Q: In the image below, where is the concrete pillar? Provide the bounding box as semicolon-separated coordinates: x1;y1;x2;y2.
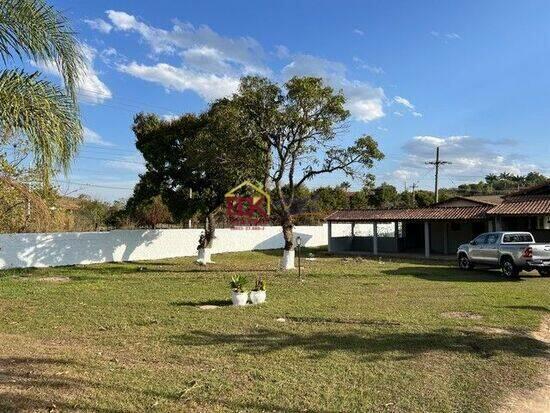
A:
424;221;430;258
351;222;356;237
394;221;399;252
443;222;449;255
328;221;333;253
373;222;378;255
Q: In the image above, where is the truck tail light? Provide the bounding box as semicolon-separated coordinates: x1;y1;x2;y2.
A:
522;247;533;259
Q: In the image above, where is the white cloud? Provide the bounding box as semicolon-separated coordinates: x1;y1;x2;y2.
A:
282;54;386;122
377;126;388;132
31;43;112;104
412;111;423;118
78;44;113;104
431;30;461;41
105;10;268;74
353;29;365;36
393;111;403;117
103;153;146;174
353;57;384;74
394;96;415;110
445;33;461;40
392;169;418;181
274;45;290;59
161;113;179;121
84;18;112;34
118;61;240;101
182;46;231;74
83;126;114;146
396;135;542;182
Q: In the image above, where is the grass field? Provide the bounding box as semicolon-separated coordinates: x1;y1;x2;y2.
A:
0;249;548;412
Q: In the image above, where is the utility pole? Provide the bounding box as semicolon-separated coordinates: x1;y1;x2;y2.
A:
411;182;417;207
425;147;451;203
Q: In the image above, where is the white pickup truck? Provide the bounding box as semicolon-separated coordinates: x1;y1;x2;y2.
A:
457;232;550;277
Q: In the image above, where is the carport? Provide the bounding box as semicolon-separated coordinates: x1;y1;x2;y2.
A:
325;205;490;258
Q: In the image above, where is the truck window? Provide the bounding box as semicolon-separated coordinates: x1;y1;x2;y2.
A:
486;233;499;244
472;234;488;245
503;233;534;243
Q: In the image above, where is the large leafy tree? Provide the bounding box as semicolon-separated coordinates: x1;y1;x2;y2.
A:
234;76;384;268
129;99;264;248
0;0;83;182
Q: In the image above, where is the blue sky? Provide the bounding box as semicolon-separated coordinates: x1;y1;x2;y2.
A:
42;0;550;200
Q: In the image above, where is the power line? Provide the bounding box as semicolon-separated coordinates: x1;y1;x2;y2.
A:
55;180;134;190
77;155;144;165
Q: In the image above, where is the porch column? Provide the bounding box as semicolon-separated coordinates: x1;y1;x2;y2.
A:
443;222;449;255
328;221;333;253
373;222;378;255
424;221;430;258
351;222;356;237
394;221;399;252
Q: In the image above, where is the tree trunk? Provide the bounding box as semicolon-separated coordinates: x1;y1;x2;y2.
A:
204;212;216;248
280;213;295;270
197;212;216;265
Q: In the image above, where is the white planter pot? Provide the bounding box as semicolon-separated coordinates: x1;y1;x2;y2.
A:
231;291;248;306
280;250;295;270
197;248;215;265
250;290;266;304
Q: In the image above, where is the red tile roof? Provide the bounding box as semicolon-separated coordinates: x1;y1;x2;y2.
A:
326;206;491;222
487;195;550;216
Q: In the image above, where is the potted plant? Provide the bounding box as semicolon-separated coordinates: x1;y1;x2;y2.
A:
230;275;248;306
249;275;266;304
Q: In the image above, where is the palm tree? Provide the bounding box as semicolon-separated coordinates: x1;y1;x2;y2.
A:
0;0;84;183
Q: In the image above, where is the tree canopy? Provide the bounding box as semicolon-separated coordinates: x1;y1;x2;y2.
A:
0;0;84;182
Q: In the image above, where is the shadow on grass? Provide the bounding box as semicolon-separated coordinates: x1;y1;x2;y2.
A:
381;266;526;282
171;328;548;361
286;316;401;327
0;356;186;412
171;299;232;307
255;247;330;258
505;305;550;312
138;267;278;274
0;356;127;413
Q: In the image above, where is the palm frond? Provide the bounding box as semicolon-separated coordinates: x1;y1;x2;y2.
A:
0;0;84;101
0;69;82;181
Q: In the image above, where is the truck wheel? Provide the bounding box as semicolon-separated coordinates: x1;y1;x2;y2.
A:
458;254;474;270
501;257;519;278
538;268;550;277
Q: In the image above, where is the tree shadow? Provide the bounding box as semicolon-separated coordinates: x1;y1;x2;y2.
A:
0;355;191;412
255;246;329;258
286;316;401;327
171;299;232;307
381;266;525;282
170;328;548;361
504;305;550;312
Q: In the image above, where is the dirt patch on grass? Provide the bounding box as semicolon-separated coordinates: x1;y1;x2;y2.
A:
497;316;550;413
37;276;71;282
441;311;482;320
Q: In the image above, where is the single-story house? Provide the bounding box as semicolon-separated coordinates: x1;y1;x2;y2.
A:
325;181;550;258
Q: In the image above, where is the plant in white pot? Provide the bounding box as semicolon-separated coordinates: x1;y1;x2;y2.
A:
250;276;266;304
229;275;248;306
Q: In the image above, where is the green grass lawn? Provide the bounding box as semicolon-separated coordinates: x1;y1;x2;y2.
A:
0;249;548;412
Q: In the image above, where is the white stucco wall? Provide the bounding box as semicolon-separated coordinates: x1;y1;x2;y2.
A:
0;225;328;269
